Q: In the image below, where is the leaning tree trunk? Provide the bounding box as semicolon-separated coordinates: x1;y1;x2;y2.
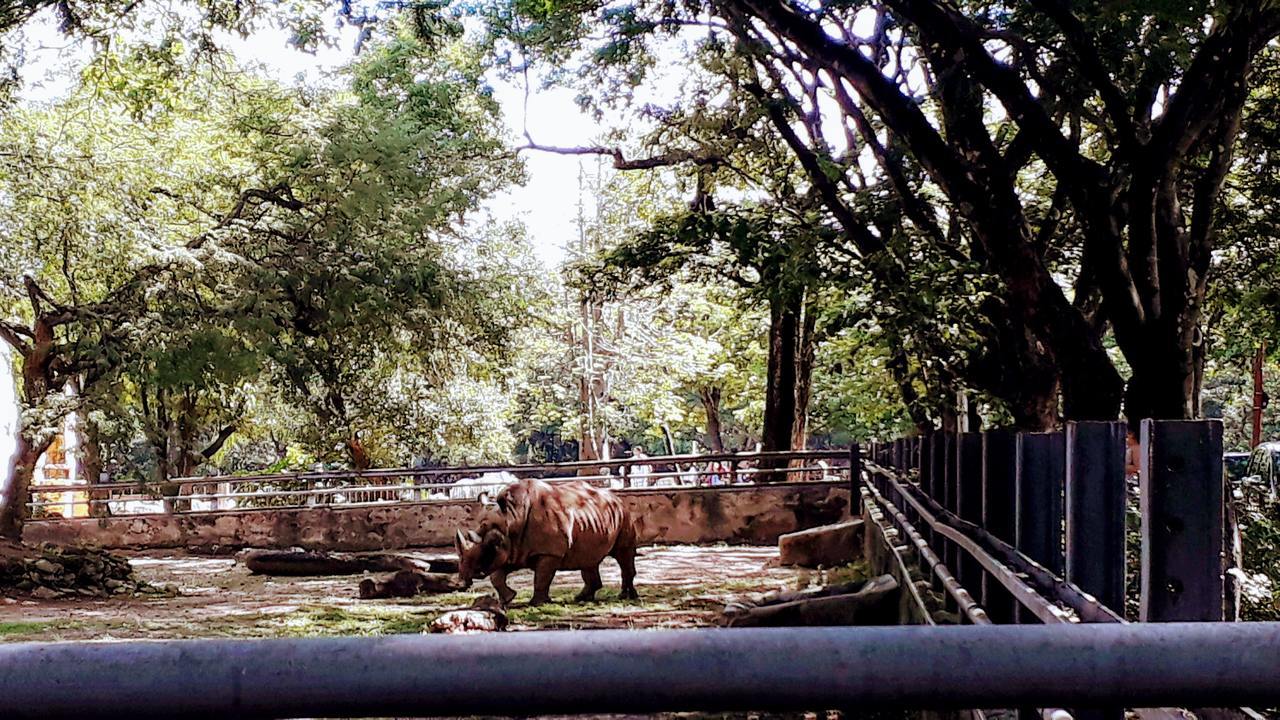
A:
699;387;725;453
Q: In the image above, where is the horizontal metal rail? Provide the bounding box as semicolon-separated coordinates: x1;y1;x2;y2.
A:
866;461;1122;624
28;463;842;504
2;624;1279;719
27;467;848;516
30;449;848;494
862;484;988;624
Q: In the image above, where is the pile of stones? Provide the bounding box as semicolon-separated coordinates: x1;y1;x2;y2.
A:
0;544;171;599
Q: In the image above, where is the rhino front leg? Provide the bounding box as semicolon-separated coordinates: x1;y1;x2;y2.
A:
575;567;603;602
529;555;560;606
490;568;517;607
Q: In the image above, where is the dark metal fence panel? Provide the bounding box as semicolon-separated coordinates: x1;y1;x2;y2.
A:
930;432;947;502
1016;431;1066;579
980;429;1019;624
957;432;984;600
1140;420;1225;622
1065;421;1129;614
982;430;1018;547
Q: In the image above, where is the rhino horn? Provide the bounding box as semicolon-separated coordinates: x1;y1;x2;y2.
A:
455;529;474;553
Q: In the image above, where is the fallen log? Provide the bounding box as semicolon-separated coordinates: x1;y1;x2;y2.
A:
237;549;457;577
721;574;899;627
358;571;464;599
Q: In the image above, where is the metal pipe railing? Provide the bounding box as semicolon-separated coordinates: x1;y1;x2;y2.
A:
29;449;849;494
2;624;1278;719
29;462;848;515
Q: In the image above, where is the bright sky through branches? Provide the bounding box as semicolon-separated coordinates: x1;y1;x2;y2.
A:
12;5;593;268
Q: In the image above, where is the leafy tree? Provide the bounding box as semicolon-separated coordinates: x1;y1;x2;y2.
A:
0;58;283;537
478;0;1280;427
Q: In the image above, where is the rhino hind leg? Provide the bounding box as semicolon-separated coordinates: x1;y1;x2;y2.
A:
575;567;603;602
529;555;559;606
615;547;639;601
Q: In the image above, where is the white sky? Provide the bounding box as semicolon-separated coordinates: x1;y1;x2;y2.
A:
13;8;599;268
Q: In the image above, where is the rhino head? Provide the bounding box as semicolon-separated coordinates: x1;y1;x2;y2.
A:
455;527;510;588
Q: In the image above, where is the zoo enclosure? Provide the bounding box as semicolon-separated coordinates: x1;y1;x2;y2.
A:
858;419;1227;624
856;419;1247;718
28;449;849;517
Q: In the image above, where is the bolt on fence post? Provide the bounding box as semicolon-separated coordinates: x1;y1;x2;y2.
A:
1065;421;1128;615
1016;431;1066;578
1140;419;1224;622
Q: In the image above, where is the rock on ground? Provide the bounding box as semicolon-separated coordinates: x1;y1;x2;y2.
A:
778;520;864;568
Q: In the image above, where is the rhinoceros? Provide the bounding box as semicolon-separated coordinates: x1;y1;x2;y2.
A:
454;479;639;606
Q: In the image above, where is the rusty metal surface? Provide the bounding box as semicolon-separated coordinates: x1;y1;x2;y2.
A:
3;624;1280;719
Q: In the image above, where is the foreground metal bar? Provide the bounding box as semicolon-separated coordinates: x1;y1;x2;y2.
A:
3;624;1280;719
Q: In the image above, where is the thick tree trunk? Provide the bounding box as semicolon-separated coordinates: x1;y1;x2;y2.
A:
791;294;817;451
346;436;372;470
0;437;52;540
699;387;725;453
762;293;799;455
75;416;109;518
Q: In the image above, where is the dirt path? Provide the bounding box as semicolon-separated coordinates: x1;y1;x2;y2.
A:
0;545;824;641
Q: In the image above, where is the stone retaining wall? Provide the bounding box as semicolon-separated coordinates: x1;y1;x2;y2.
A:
24;482;851;551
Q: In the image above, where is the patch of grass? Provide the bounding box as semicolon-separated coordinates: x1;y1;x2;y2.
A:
0;619;90;641
269;605;435;637
0;620;58;636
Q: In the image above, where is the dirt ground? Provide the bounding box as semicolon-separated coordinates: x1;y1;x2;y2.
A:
0;544;842;641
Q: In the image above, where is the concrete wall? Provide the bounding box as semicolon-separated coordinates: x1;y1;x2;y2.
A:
24;482;851;551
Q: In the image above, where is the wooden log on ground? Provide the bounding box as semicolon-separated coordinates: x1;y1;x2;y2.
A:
237;549;456;576
778;519;864;568
358;571;464;599
722;574;899;627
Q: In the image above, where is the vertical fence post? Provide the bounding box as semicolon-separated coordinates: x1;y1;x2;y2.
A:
942;433;960;608
849;443;862;516
1016;431;1066;577
982;429;1018;623
944;433;958;516
1140;420;1224;622
919;434;933;492
930;433;946;502
1065;421;1128;614
957;432;984;598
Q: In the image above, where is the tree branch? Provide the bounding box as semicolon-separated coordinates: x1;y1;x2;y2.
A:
518;137;722;170
1025;0;1136;151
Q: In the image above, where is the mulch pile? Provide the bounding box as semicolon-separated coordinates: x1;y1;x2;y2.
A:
1;543;175;599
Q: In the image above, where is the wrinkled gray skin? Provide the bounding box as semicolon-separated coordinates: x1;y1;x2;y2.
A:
455;479;639;606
